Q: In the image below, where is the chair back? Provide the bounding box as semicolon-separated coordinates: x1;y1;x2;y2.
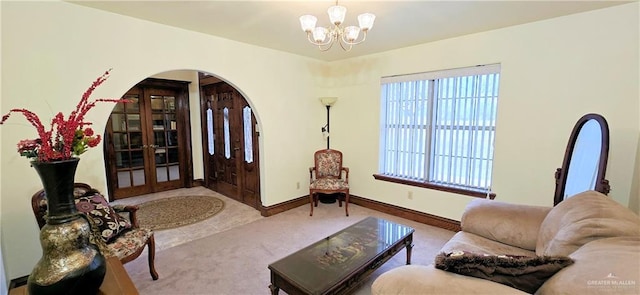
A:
314;149;343;179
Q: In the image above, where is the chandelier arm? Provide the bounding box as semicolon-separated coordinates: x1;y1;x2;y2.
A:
318;39;335;51
338;38;353;52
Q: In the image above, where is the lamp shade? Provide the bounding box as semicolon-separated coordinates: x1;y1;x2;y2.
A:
358;13;376;30
327;5;347;25
320;97;338;106
344;26;360;42
299;15;317;32
312;27;328;43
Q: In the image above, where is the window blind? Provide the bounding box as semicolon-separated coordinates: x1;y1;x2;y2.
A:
379;64;500;191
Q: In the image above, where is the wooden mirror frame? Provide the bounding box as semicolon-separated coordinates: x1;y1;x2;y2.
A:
554;113;610;205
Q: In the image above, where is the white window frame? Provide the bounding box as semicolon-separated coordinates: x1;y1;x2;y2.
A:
375;64;501;198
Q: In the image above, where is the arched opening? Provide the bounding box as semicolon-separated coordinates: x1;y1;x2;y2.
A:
102;70;261;210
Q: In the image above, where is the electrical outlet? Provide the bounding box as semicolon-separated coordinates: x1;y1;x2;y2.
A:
296;182;300;189
407;191;413;200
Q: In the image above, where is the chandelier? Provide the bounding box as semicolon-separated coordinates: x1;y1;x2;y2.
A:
299;1;375;52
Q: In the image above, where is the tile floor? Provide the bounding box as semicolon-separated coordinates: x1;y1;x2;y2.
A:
111;186;264;252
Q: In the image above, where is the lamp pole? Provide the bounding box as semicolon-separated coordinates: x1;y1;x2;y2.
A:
319;97;338;204
326;104;331;149
320;97;337;149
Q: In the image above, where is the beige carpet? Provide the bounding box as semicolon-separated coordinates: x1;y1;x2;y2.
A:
122;193;456;295
137;195;224;231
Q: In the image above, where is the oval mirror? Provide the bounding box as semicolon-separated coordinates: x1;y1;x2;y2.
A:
554;113;610;205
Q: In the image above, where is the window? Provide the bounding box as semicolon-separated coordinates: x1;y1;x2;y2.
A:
375;64;500;198
206;107;214;155
223;107;231;159
243;106;254;163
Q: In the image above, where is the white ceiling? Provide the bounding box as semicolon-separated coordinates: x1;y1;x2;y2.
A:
68;1;630;62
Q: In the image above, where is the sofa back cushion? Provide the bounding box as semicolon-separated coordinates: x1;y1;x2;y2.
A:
536;190;640;257
462;198;551;251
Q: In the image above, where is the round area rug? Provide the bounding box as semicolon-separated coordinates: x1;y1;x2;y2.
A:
137;195;224;231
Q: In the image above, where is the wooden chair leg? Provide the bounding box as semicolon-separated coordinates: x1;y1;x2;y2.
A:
309;192;314;216
345;192;350;217
147;234;159;280
338;194;342;207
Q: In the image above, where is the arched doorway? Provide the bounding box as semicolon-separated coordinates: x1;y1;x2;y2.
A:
102;70;261;210
199;73;260;209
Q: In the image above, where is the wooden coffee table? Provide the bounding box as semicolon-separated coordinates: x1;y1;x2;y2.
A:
268;217;414;295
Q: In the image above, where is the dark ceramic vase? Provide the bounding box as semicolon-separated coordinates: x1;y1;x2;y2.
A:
28;158;106;295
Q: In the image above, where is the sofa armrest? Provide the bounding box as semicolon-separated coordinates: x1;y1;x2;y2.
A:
461;199;551;251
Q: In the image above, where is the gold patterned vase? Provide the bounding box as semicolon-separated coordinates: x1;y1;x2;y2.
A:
28;158;106;295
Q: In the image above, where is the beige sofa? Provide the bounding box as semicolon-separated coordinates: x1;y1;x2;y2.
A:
372;191;640;294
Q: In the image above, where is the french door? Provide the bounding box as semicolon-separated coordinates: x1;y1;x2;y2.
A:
104;79;192;199
201;81;260;209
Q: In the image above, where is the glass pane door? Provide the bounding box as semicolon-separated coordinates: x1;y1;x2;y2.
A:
150;95;180;183
111;93;147;188
106;79;189;200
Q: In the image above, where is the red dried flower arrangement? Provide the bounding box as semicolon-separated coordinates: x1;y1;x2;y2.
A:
1;69;127;162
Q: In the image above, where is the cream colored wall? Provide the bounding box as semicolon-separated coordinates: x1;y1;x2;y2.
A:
328;3;639;220
0;3;7;288
0;135;5;295
631;135;640;214
0;1;325;279
633;14;640;214
1;0;638;283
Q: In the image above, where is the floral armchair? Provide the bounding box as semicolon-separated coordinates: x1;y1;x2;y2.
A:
309;149;350;216
31;183;159;280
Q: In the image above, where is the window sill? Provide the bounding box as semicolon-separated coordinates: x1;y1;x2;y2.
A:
372;174;496;199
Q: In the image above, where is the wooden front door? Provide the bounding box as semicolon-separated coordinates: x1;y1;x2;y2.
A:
201;81;260;209
104;78;192;199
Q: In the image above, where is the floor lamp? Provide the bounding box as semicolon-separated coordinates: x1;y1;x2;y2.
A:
319;97;338;203
320;97;337;149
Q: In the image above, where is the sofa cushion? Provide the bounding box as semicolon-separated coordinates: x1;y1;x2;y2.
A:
462;198;551;251
372;264;529;295
536;236;640;295
435;251;573;294
536;190;640;257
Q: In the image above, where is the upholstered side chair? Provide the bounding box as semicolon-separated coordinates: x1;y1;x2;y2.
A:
309;149;350;216
31;183;159;280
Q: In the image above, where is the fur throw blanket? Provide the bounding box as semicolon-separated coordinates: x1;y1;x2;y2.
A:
435;251;574;293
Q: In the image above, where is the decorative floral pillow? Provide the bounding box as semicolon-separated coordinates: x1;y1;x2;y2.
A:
74;191;131;243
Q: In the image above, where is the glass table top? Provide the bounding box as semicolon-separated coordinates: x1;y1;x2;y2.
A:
268;216;414;294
